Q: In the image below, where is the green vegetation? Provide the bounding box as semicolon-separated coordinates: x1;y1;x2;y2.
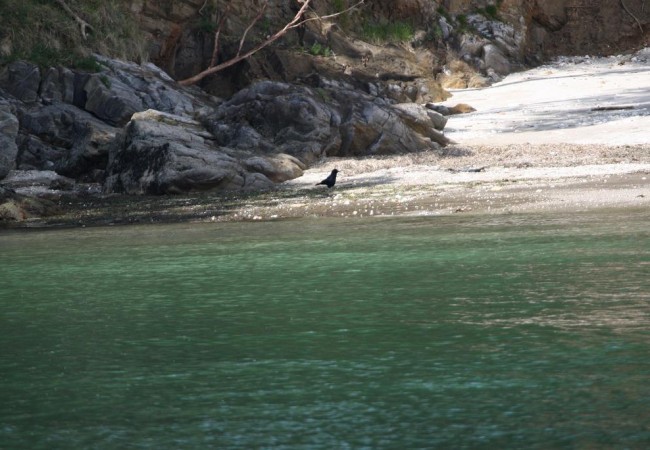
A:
0;0;148;69
474;0;504;21
455;14;472;33
332;0;350;29
476;4;500;21
197;16;219;34
485;5;499;18
308;42;332;57
361;21;414;44
332;0;346;12
436;6;451;21
426;24;444;42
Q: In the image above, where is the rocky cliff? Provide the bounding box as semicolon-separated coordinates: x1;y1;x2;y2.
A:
136;0;649;94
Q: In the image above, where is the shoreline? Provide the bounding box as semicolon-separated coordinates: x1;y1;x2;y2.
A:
3;49;649;229
3;143;648;229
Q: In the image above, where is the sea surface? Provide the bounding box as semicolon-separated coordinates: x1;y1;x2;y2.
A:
1;210;649;449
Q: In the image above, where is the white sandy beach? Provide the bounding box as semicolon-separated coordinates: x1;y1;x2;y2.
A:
260;51;649;220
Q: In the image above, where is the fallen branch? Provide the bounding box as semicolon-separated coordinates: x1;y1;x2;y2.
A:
53;0;93;39
620;0;644;34
591;105;635;111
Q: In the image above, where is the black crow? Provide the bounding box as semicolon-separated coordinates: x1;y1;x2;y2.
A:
316;169;339;188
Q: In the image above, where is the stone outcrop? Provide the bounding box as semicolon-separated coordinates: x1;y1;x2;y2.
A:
105;80;452;195
204;79;451;161
104;109;274;194
0;52;455;212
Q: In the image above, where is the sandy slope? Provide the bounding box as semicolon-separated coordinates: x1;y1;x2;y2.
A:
441;51;650;146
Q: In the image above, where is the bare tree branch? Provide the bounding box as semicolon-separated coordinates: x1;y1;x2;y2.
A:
620;0;644;34
178;0;365;86
237;1;268;57
210;2;232;67
301;0;365;24
53;0;93;39
198;0;210;16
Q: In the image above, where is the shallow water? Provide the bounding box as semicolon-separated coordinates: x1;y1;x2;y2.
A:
1;210;649;449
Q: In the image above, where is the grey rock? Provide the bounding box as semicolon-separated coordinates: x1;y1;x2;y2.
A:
483;44;512;76
2;169;75;191
0;101;19;180
206;81;451;163
467;14;523;58
244;154;305;183
84;74;144;126
16;103;117;178
439;17;453;40
207;81;338;165
2;57;453;200
105;110;273;194
40;67;76;104
393;103;447;131
94;57;198;116
460;34;488;59
392;103;452;145
15;134;66;171
425;103;452;116
0;61;41;103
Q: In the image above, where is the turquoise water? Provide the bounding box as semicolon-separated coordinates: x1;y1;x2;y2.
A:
1;211;649;449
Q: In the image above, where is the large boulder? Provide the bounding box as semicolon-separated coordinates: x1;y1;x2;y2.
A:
104;110;274;194
207;81;339;165
482;44;512;76
0;101;19;180
1;56;213;186
16;103;117;180
243;154;306;183
204;80;451;163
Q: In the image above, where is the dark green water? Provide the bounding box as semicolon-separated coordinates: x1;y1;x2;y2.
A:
1;210;649;449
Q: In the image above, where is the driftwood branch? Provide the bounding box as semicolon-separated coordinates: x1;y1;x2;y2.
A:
53;0;93;39
179;0;365;86
620;0;644;34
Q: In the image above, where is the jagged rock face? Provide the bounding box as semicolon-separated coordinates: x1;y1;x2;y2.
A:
204;80;451;160
0;58;206;183
131;0;648;96
16;103;115;179
105;110;274;194
525;0;649;59
0;53;455;199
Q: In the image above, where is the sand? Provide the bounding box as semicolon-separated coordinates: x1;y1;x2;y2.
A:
253;51;650;221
